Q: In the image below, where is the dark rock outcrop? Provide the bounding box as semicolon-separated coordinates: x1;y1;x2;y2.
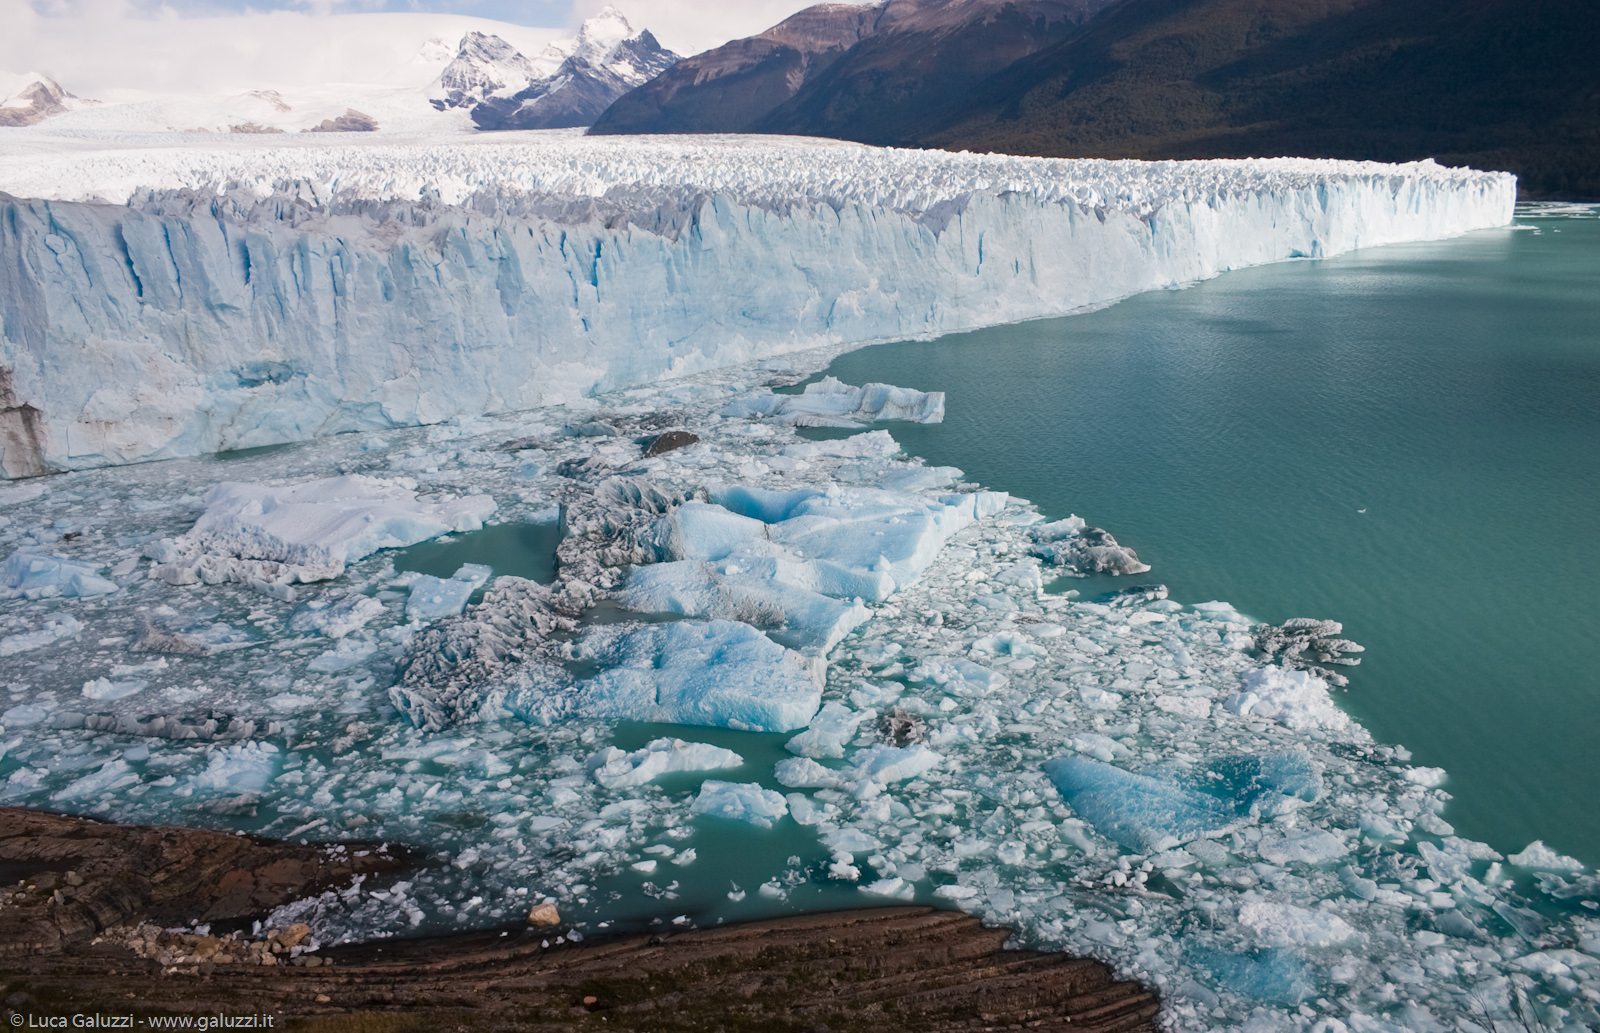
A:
2;902;1161;1032
304;109;378;133
0;806;404;957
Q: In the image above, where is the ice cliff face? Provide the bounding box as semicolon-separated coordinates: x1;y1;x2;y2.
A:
0;137;1515;478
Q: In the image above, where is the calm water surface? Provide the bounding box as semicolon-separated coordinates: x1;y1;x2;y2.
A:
814;207;1600;865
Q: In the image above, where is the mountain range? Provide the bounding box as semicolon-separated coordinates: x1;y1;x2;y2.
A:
434;7;679;131
589;0;1599;200
590;0;1116;139
0;7;672;137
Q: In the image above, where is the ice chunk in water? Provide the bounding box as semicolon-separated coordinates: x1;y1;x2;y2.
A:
1;703;49;727
1509;841;1586;872
155;475;495;584
908;656;1008;696
690;780;788;828
1238;902;1357;948
1043;756;1243;853
186;741;279;794
1191;947;1317;1005
574;620;821;732
1;549;118;599
822;827;883;853
720;377;944;426
289;595;385;638
655;486;1007;605
619;560;869;656
844;743;942;784
51;758;137;801
774;757;845;789
585;738;744;789
0;613;84;655
406;564;494;622
1224;665;1351;732
969;631;1046;658
81;677;147;702
786;702;865;759
780;431;900;460
307;637;378;673
1258;828;1348;866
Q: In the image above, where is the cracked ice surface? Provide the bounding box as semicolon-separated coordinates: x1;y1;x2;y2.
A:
0;356;1594;1033
0;135;1514;476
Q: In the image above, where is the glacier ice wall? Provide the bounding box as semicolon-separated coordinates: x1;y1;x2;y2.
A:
0;137;1515;477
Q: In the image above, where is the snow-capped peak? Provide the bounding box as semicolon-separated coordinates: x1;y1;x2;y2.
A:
434;31;537;109
0;72;91;128
532;6;643;76
574;5;637;59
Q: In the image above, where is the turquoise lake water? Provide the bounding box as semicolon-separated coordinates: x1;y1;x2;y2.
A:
812;206;1600;867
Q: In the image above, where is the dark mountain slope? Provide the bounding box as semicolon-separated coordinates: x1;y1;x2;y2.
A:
753;0;1097;143
589;0;1113;138
923;0;1600;198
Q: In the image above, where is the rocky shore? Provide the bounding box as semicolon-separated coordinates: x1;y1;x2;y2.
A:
0;806;1159;1031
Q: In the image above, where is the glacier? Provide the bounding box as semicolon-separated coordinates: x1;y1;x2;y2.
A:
0;134;1514;477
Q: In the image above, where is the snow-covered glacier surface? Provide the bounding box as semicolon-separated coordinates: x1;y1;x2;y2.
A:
0;133;1514;477
0;346;1595;1033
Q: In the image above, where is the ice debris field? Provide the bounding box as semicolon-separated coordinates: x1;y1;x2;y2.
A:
1;350;1597;1033
0;134;1513;477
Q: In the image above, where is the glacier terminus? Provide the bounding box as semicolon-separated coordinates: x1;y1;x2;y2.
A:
0;134;1513;478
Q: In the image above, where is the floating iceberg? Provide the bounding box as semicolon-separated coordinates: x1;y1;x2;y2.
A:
1510;841;1587;872
1;549;117;599
690;780;789;828
1224;665;1352;732
586;738;744;789
843;743;942;785
1044;751;1322;853
1044;756;1246;853
147;476;495;587
0;612;83;655
406;564;493;622
571;620;822;732
785;701;866;759
721;377;945;427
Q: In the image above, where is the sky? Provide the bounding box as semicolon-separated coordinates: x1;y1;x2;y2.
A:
2;0;840;94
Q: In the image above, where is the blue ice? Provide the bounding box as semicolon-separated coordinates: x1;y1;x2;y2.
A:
573;619;821;732
1;549;118;600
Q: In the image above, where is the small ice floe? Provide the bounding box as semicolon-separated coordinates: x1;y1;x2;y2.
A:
586;738;744;789
405;563;493;622
1028;517;1149;575
571;620;821;732
1510;840;1587;872
1;549;118;599
0;613;84;655
689;780;788;828
1223;665;1351;732
720;377;944;427
145;474;495;588
81;677;147;702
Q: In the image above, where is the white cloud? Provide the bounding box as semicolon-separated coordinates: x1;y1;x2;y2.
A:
0;0;858;97
569;0;860;57
0;2;563;95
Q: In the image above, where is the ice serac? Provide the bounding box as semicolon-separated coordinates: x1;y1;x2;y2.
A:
0;139;1515;476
